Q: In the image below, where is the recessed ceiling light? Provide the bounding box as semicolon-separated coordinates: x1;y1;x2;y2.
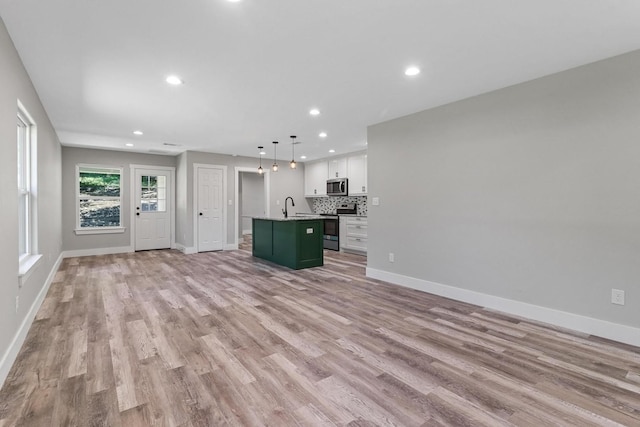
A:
319;132;327;138
166;75;183;85
133;130;143;135
227;0;241;2
300;155;307;160
329;149;335;153
125;143;134;147
309;108;320;116
405;66;420;77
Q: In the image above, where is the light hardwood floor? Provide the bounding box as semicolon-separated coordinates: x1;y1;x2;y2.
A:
1;242;639;426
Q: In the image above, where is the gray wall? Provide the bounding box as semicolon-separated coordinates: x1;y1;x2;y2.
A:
61;147;176;251
176;152;188;250
367;49;640;329
176;151;310;249
0;18;62;378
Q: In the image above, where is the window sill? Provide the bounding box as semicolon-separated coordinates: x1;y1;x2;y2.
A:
19;254;43;287
75;227;126;235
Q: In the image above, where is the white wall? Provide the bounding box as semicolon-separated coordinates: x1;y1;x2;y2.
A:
367;49;640;346
0;17;62;385
61;147;176;253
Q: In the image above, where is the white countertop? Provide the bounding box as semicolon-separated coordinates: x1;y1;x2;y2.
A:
253;216;325;222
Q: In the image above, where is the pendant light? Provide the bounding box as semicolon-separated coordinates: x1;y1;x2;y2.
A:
290;135;297;169
257;146;264;174
272;141;279;172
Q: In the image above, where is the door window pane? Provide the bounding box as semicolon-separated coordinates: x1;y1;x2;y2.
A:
140;175;166;212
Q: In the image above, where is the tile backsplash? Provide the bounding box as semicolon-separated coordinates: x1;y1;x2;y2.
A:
311;196;368;216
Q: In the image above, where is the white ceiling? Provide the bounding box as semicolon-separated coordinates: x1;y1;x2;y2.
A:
2;1;640;161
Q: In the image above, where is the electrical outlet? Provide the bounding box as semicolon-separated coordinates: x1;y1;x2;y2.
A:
372;197;380;206
388;252;395;263
611;289;625;306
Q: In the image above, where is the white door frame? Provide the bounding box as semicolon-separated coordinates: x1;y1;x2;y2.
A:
234;167;270;247
129;164;176;250
194;163;228;252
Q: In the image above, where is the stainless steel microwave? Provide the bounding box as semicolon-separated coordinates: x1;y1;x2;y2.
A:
327;178;348;196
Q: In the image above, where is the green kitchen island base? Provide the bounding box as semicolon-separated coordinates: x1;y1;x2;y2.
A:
252;217;324;269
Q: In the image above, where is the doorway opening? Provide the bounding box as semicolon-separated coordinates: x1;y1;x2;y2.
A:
234;167;270;247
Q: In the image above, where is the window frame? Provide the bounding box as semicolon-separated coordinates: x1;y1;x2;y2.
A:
17;100;41;284
75;164;125;235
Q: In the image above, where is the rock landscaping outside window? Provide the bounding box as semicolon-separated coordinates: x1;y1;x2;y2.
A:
78;166;122;228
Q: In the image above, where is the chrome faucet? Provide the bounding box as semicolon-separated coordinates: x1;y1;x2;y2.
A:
283;196;295;218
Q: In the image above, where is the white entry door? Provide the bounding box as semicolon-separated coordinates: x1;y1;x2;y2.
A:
197;166;224;252
135;168;172;251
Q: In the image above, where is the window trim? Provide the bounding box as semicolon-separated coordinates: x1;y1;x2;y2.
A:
17;100;39;285
75;164;125;235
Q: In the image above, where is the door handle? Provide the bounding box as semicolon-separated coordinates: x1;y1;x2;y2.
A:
199;212;203;216
136;212;140;216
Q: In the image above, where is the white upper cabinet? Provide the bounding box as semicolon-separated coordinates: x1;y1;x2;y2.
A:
328;158;347;179
304;151;367;197
347;153;367;195
304;161;328;197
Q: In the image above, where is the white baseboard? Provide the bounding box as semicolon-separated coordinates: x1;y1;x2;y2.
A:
177;244;237;253
62;246;133;258
0;252;64;388
176;244;197;255
366;268;640;348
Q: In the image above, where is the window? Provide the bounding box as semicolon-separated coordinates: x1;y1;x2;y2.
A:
17;113;30;258
75;165;125;234
18;101;41;281
140;175;167;212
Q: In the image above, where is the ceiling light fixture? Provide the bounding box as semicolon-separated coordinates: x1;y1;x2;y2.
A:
404;66;421;76
133;130;143;136
272;141;279;172
125;143;134;147
329;149;335;153
166;75;183;85
319;132;327;138
309;108;320;116
257;146;264;174
289;135;298;169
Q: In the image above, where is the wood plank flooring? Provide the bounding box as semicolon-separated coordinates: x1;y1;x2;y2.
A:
1;242;639;426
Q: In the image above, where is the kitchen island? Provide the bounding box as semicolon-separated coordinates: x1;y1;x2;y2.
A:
252;216;324;269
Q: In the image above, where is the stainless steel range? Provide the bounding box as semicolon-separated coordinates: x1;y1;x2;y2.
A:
320;203;357;251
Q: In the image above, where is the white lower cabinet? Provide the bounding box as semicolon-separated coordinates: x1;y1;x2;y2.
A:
340;216;367;254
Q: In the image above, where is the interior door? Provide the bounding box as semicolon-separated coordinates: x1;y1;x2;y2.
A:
135;169;171;251
197;166;224;252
